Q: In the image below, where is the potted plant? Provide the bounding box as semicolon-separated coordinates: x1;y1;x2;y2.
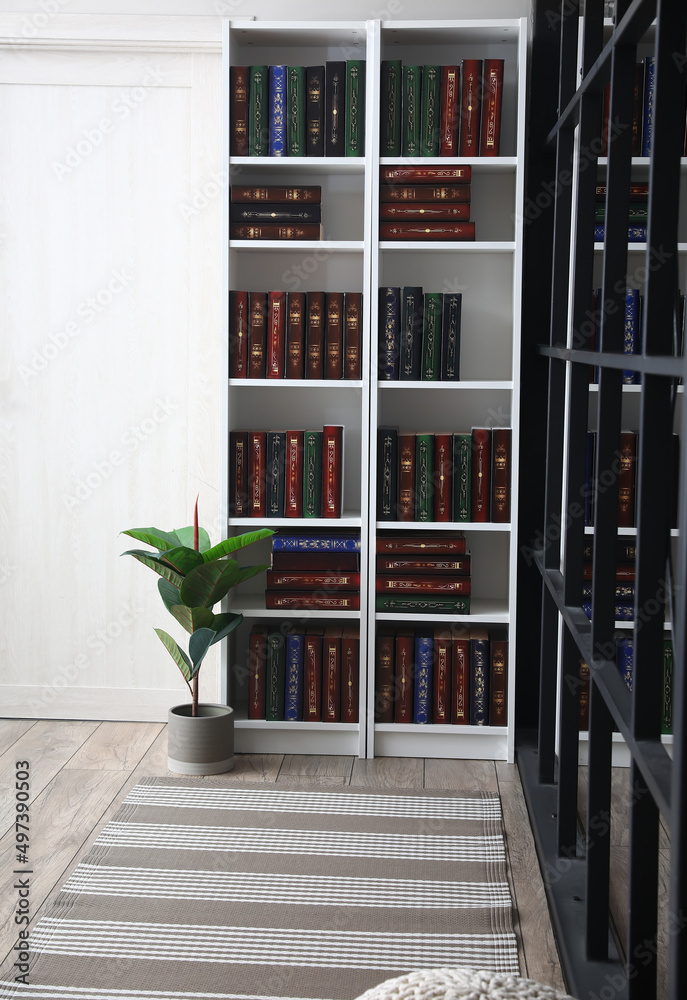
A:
121;502;273;774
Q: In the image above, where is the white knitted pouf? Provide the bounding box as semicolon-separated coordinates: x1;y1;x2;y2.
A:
354;968;578;1000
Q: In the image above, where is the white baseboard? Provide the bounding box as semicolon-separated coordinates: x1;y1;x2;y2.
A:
0;685;188;722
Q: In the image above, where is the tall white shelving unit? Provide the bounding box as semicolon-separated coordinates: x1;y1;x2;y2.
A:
221;18;527;762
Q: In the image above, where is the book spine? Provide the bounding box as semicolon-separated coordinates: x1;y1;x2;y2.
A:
592;224;648;243
344;292;363;380
479;59;504;156
248;291;267;378
381;166;473;184
377;427;398;522
378;286;401;381
229;430;249;517
421;65;441;156
231;185;322;203
248;626;267;719
434;433;453;522
306;291;325;379
230;223;321;240
579;660;590;731
452;634;470;724
266;631;286;721
595;183;649;200
471;428;491;522
266;430;286;518
341;627;359;723
286;291;306;379
394;632;414;724
376;575;471;595
380;184;471;203
287;66;306;156
413;633;433;724
322;424;344;518
400;286;424;380
230;290;249;378
303;430;323;518
230;204;322;223
375;629;395;722
271;534;361;552
323;628;342;721
421;292;442;381
266;291;286;379
459;59;482;156
268;65;287;156
306;66;325;156
380;203;471;222
249;65;268;156
284;632;304;720
304;629;323;721
642;56;655;157
489;629;508;726
346;60;365;157
618;430;637;527
230;66;249;156
453;433;472;522
415;433;434;522
581;584;636;601
632;62;644;156
266;592;360;610
397;432;416;522
325;62;346;156
325;291;344;379
433;628;452;723
249;431;267;518
441;293;462;379
440;65;459;156
376;595;470;613
380;61;402;157
623;288;640;384
402;65;422;156
662;639;673;735
375;535;466;555
284;430;304;518
377;556;471;574
380;222;476;241
616;637;634;692
470;630;490;725
491;428;512;523
582;602;635;621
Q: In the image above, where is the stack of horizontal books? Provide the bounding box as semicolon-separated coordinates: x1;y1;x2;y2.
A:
264;530;361;610
375;533;470;614
230;185;322;240
379;165;475;241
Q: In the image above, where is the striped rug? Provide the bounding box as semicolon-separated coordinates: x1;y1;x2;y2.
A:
0;777;520;1000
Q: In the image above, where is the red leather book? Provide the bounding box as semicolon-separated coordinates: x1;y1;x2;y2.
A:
397;433;415;522
595;183;648;201
230;66;249;156
452;630;470;724
230;223;321;240
434;433;453;522
344;292;363;380
376;533;467;555
271;551;359;572
248;624;267;719
284;430;304;517
459;59;482;156
376;555;471;574
375;628;395;723
322;424;344;518
433;627;452;724
306;291;325;379
230;290;249;378
440;65;459;156
380;184;471;203
231;185;322;202
582;563;636;581
380;165;472;184
286;291;306;379
471;428;491;522
265;592;360;610
323;626;342;722
618;431;637;527
394;631;414;723
266;570;360;590
380;203;470;221
325;292;344;380
479;59;504;156
229;430;249;517
376;575;471;595
380;222;475;241
489;629;508;726
248;292;267;378
249;431;267;517
491;428;511;523
266;291;286;379
341;625;359;723
304;626;324;721
579;659;590;731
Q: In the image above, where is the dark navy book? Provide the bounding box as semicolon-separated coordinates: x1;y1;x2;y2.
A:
284;632;305;720
269;65;287;157
413;633;434;723
379;286;401;380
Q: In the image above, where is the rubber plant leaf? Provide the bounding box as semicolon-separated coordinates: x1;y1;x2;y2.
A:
154;628;193;682
189;627;217;672
173;525;211;553
208;611;243;645
122;550;184;590
158;546;205;576
170;604;215;635
203;528;275;563
158;579;182;615
121;528;181;551
179;559;244;608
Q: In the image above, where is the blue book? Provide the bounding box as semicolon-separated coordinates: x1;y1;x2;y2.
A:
413;633;433;723
594;224;647;243
400;286;424;380
616;637;633;692
269;65;287;157
271;533;361;552
284;632;305;720
582;603;634;621
641;56;655;157
623;288;641;384
379;286;400;380
469;629;490;725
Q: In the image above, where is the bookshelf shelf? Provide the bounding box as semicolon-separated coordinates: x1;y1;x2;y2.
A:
378;380;513;390
229;156;367;173
379;241;517;252
229;240;365;251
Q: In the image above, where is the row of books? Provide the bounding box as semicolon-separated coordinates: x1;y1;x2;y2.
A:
578;638;673;735
230;184;323;241
230;62;365;158
380;59;504;158
229;426;344;519
379;165;475;242
376;626;508;726
377;428;511;525
379;286;462;381
230;288;363;380
248;624;359;722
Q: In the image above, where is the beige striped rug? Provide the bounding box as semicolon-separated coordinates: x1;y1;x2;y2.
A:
0;777;520;999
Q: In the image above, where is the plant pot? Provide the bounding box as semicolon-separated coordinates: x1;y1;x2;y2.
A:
167;703;234;775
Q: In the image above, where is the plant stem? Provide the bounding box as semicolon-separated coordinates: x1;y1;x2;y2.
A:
192;675;199;716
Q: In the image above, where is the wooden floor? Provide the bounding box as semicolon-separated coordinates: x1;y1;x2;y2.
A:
0;718;568;991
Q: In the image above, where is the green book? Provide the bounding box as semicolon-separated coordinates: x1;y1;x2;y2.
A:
415;432;434;522
594;203;648;224
287;66;306;156
266;631;286;721
421;293;442;380
376;595;471;614
662;638;673;735
249;65;268;156
420;65;440;156
380;60;402;156
346;60;366;156
453;433;472;521
303;429;323;518
402;65;422;156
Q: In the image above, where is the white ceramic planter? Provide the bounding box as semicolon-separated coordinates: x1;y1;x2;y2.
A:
167;703;234;775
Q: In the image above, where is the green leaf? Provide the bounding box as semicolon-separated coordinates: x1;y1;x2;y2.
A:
158;579;181;614
189;627;216;670
170;604;215;635
122;550;184;590
208;612;243;645
158;546;205;575
121;527;180;551
203;528;275;562
235;563;270;586
180;559;244;608
154;629;193;682
174;525;211;553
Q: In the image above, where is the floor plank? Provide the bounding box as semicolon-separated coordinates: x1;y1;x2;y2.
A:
64;720;164;771
350;756;424;787
0;719;37;756
279;754;354;779
424;757;498;791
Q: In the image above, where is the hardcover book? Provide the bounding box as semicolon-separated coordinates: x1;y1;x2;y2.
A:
230;223;321;240
229;429;250;517
421;65;441;156
323;626;342;721
306;66;325;156
441;293;462;379
303;429;323;518
662;639;673;735
266;291;286;379
453;433;472;521
459;59;482;156
376;555;471;574
375;627;395;723
380;203;471;222
248;624;267;719
618;430;637;527
271;532;360;552
231;185;322;202
230;204;322;223
230;290;249;379
380;60;402;156
489;629;508;726
344;292;363;380
248;65;268;156
415;432;434;522
400;286;424;380
284;429;304;517
286;291;306;379
380;166;472;184
376;595;471;614
265;592;360;610
287;66;306;156
271;551;359;571
380;184;471;203
304;626;324;721
306;291;325;379
341;625;360;723
325;61;346;156
434;433;453;521
265;430;286;518
284;631;305;720
394;630;415;724
268;65;287;156
346;60;366;157
265;630;286;721
440;65;459;156
376;575;471;595
616;636;633;691
322;424;344;518
325;291;344;380
249;431;267;518
397;432;416;522
380;222;476;241
230;66;249;156
469;628;490;725
378;286;401;380
641;56;655;157
433;627;452;724
377;426;398;522
413;633;434;724
491;428;512;523
471;428;492;522
452;630;471;724
479;59;504;156
248;291;267;378
376;533;467;555
402;65;422;156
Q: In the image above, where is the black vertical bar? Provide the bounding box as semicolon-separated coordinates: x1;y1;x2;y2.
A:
586;666;613;959
628;763;660;999
558;626;582;856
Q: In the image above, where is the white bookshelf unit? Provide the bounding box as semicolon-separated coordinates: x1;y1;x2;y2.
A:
221;18;527;761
